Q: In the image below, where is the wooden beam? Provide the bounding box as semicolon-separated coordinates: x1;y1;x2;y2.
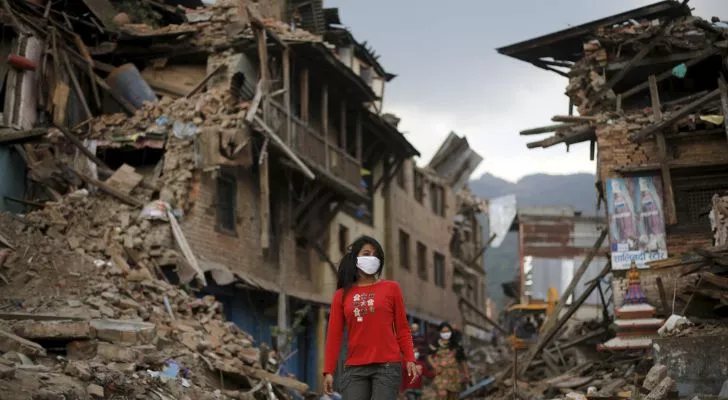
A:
519;230;607;374
606;49;714;71
61;51;93;120
185;64;225;98
532;62;569;78
260;143;270;250
340;100;347;151
527;126;595;149
656;277;669;314
649;74;677;225
378;158;403;192
67;166;144;208
300;68;309;122
519;123;577;136
467;233;497;269
458;296;507;334
629;88;721;142
55;125;111;172
252;116;316;180
293;187;323;222
620;48;717;101
0;128;47;145
518;261;611;376
589;139;596;161
297;192;334;233
593;33;664;101
551;115;597;123
356;111;363;162
283;47;291;145
322;84;329;169
719;77;728;143
245;80;264;123
616;94;622;113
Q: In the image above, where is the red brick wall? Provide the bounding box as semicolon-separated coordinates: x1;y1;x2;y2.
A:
597;115;723;309
182;168;319;297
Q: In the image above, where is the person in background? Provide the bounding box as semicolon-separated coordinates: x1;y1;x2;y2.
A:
400;348;434;400
410;322;428;355
323;236;419;400
428;322;469;400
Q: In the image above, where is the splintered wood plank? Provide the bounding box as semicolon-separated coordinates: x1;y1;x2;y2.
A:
80;0;117;29
649;75;677;225
104;164;144;195
630;88;721;142
719;77;728;142
620;48;717;100
260;148;270;250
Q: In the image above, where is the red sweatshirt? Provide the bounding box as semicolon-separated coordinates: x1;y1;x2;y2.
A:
324;280;415;375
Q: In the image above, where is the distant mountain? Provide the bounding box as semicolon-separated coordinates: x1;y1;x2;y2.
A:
469;172;598;313
470;172;598;215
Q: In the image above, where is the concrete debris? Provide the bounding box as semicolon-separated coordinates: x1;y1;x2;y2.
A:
643;364;669;392
87;383;105;398
646;376;676;400
0;189;306;399
719;379;728;397
658;315;692;337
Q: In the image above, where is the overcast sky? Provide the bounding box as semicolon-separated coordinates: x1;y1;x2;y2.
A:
326;0;723;182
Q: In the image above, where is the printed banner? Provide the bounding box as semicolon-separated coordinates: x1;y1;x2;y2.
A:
488;194;517;248
606;176;668;270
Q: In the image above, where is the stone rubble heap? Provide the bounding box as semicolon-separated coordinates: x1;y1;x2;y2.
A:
567;16;727;115
0;90;306;400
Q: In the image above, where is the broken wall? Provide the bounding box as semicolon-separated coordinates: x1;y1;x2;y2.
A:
597;115;725;309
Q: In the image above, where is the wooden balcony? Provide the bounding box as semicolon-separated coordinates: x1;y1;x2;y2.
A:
269;101;361;190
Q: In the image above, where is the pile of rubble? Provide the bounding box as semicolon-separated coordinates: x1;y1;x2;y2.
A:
649;245;728;319
596;16;715;54
0;78;307;398
0;188;307;399
567;16;727;114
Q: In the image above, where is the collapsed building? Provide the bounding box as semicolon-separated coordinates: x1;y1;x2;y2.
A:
491;0;728;398
0;0;499;398
0;0;425;397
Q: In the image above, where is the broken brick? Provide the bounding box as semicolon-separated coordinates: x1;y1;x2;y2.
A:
13;320;91;341
64;361;92;381
90;319;156;345
96;342;139;363
66;340;98;360
87;383;104;398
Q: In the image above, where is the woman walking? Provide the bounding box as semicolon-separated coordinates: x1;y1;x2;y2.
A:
323;236;419;400
428;322;469;400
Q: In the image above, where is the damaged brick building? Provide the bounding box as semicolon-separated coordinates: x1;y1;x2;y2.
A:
494;1;728;398
0;0;496;397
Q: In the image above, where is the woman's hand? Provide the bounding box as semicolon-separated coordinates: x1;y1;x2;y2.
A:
406;362;420;383
323;373;334;395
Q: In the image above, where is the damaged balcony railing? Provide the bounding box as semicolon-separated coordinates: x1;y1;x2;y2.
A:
269;101;361;189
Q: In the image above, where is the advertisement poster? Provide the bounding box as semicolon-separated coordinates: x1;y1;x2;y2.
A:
488;194;517;248
606;176;668;270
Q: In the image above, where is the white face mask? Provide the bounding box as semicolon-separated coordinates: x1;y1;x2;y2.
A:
440;331;452;340
414;352;420;359
357;256;380;275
